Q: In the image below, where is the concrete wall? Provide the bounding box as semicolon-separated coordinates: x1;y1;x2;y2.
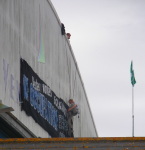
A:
0;0;97;137
1;137;145;149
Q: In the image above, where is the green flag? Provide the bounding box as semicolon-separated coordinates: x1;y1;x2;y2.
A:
130;61;136;86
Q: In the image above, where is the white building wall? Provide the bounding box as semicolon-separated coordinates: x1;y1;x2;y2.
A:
0;0;98;137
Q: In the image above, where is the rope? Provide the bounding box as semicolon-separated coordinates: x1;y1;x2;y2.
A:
72;70;77;98
64;39;77;99
65;40;72;99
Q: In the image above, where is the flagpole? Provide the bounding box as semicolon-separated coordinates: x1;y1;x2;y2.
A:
132;86;134;137
130;60;136;137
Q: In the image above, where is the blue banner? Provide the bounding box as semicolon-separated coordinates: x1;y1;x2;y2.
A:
20;58;70;137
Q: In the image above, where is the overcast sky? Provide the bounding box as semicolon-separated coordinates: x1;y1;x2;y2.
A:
52;0;145;137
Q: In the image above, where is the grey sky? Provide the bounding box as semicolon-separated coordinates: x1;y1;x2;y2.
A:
52;0;145;137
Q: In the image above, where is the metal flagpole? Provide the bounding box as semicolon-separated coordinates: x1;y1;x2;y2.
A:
132;86;134;137
130;61;136;137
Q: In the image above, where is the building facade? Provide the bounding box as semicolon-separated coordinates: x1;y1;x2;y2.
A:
0;0;98;138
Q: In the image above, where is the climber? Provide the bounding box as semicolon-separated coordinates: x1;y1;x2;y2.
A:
67;99;78;136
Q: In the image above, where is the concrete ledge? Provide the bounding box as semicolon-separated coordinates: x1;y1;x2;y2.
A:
0;137;145;149
0;137;145;142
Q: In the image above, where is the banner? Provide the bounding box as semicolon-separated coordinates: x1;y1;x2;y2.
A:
20;59;70;137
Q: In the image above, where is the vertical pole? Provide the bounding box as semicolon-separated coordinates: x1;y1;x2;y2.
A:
132;86;134;137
